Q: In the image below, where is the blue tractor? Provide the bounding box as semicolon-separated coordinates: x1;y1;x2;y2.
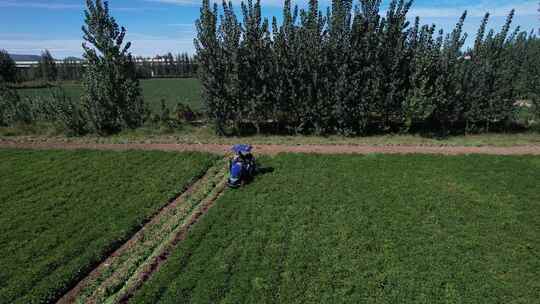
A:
228;144;257;188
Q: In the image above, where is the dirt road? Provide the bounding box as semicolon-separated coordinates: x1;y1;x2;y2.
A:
1;140;540;155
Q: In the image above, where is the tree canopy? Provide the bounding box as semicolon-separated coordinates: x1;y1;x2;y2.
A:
0;49;17;83
196;0;540;136
81;0;145;135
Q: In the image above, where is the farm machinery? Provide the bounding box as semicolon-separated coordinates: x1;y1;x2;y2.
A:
227;144;257;188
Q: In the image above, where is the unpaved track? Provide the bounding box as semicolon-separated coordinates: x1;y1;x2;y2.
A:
1;141;540;155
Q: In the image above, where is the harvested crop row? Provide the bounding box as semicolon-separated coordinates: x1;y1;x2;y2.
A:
116;166;228;303
59;161;228;304
0;149;217;304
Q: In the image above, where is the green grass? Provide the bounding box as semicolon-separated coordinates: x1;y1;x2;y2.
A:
131;154;540;303
140;78;202;111
16;81;82;102
16;78;203;112
0;149;217;304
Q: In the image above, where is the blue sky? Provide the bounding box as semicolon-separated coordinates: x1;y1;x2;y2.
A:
0;0;538;58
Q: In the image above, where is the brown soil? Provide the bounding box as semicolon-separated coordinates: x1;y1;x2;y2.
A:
1;140;540;155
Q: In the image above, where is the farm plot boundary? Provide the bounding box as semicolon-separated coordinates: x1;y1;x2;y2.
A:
57;160;228;304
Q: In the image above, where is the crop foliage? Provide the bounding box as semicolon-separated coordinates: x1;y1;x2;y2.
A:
0;149;217;304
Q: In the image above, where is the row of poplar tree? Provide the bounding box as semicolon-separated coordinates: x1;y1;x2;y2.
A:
196;0;540;135
135;53;198;79
0;52;197;83
24;51;84;82
0;49;77;83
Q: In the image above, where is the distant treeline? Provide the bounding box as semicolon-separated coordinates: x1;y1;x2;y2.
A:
17;58;85;83
196;0;540;135
1;50;198;83
135;53;198;79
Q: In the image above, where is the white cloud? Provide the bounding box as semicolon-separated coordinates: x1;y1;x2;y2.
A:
0;39;84;58
145;0;297;7
1;36;196;59
130;38;196;55
3;0;536;15
0;0;82;9
145;0;200;5
0;0;158;11
126;33;196;55
144;0;540;16
408;1;539;18
168;23;196;27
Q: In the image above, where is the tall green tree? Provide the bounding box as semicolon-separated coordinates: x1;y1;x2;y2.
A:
346;0;385;134
295;0;327;134
536;1;540;119
374;0;414;130
271;0;299;132
467;10;517;131
431;11;468;134
219;0;242;132
239;0;274;133
81;0;144;135
0;49;17;83
195;0;227;134
38;49;58;81
404;22;439;131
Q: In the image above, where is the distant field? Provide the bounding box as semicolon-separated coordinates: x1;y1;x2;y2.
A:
132;154;540;303
0;149;216;304
141;78;202;111
16;78;203;112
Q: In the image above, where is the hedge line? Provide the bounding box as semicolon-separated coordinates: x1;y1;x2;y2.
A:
196;0;540;135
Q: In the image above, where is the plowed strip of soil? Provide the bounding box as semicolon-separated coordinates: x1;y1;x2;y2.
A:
1;140;540;155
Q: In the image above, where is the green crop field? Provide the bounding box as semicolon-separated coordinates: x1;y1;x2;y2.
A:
0;149;217;304
132;154;540;304
16;78;203;112
140;78;202;111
